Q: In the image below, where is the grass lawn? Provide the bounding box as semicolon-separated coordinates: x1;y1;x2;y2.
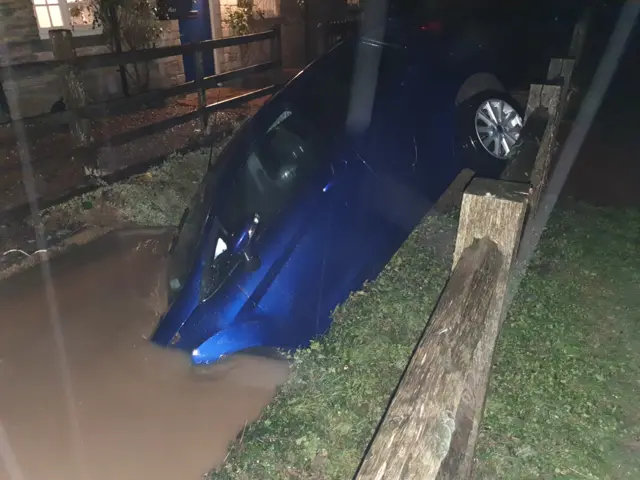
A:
214;199;639;480
475;202;640;479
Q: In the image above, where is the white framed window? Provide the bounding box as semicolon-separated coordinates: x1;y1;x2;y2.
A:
32;0;102;39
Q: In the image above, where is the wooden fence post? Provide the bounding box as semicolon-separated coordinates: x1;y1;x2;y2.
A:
356;179;528;480
270;24;282;67
547;57;576;116
194;49;208;133
523;57;576;213
569;2;594;66
49;29;91;146
520;82;563;216
524;82;562;121
500;109;548;185
316;22;327;57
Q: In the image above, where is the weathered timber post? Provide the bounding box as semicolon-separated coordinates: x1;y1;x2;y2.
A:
519;7;585;215
504;54;576;213
452;179;529;272
194;48;208;133
500;82;562;187
356;179;528;480
547;57;575;108
525;57;577;215
524;82;562;121
569;2;594;66
500;109;548;185
521;82;563;217
49;29;92;146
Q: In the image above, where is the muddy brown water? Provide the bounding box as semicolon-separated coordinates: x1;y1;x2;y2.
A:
0;229;289;480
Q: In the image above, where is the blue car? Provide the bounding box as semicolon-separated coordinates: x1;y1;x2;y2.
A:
150;10;575;364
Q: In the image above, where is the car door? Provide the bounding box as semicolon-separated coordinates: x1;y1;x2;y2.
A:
351;41;433;230
310;42;431;314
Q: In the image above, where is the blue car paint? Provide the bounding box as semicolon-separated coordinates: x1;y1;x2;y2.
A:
150;31;509;364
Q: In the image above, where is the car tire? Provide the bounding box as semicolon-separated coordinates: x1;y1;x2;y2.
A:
456;90;524;178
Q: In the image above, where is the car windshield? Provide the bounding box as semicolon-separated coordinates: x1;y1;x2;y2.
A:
166;167;218;303
197;106;332;301
218;109;326;234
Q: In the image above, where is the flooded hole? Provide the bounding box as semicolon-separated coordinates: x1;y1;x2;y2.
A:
0;229;289;480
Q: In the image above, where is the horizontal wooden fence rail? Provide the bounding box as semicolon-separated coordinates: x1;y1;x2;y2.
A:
1;25;282;164
78;60;278;121
0;33;108;57
0;29;278;82
83;85;279;152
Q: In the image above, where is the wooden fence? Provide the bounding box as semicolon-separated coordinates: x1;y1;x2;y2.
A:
317;19;359;56
355;5;592;479
0;26;283;152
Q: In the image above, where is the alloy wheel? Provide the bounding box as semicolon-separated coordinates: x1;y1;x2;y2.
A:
474;98;523;159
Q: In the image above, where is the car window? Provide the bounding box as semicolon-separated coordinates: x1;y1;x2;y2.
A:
218;108;327;235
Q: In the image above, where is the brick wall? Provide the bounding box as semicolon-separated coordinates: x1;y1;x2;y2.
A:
216;0;242;73
261;0;352;70
1;0;184;120
0;0;39;47
215;0;274;75
1;0;55;118
152;21;185;89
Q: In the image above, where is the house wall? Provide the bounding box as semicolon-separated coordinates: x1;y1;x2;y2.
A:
1;0;54;118
211;0;276;75
206;0;353;88
149;23;185;89
0;0;39;47
0;0;183;120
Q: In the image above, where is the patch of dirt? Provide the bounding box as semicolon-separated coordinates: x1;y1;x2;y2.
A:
0;86;269;214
